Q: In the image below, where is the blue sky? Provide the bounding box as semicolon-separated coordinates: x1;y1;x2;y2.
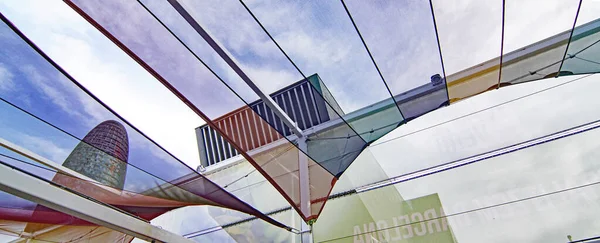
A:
1;0;600;242
0;18;201;189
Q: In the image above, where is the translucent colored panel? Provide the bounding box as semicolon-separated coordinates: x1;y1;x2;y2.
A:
446;67;500;103
560;28;600;75
1;87;276;222
314;112;600;242
193;208;301;243
370;74;600;187
385;122;600;243
0;15;283;227
139;0;261;103
145;0;370;179
0;191;133;242
188;0;397;114
498;40;568;85
503;0;579;54
302;75;370;177
343;0;449;121
181;149;391;237
308;74;402;142
328;148;391;195
152;0;369;175
432;0;502;103
308;126;367;178
560;1;600;76
397;84;449;121
206;161;291;218
173;0;302;95
314;191;455;243
346;98;405;142
0;150;192;221
221;0;405;145
499;0;579;85
66;0;342;221
183;150;391;237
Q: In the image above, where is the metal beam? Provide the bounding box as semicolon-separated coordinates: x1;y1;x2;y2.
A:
0;162;194;243
199;18;600;176
167;0;303;138
447;17;600;86
297;137;312;242
0;138;92;181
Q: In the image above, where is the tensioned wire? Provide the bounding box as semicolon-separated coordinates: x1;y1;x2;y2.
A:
222;105;600;197
0;157;149;223
0;96;300;231
429;0;451;102
212;73;594;193
0;96;234;203
0;230;59;243
236;0;369;143
495;0;506;89
319;179;600;242
556;0;584;77
1;12;293;230
309;31;600;141
0;151;241;240
135;0;308;181
136;0;358;179
373;73;595;146
571;236;600;243
504;39;600;83
0;152;188;210
0;12;203;192
339;0;406;121
223;66;595;186
184;114;600;238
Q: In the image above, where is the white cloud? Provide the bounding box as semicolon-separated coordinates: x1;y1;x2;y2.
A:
0;63;14;92
17;133;70;162
2;1;599;242
0;0;204;168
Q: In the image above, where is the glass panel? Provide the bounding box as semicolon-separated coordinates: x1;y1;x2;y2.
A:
343;0;448;121
66;0;342;221
432;0;502;103
0;191;134;242
314;190;456;243
142;0;372;177
139;0;261;104
0;106;216;217
0;15;282;227
192;208;301;243
313;114;600;242
176;0;401;161
500;0;579;85
385;122;600;243
308;74;400;142
370;74;600;187
560;0;600;76
330;148;391;195
184;0;399;115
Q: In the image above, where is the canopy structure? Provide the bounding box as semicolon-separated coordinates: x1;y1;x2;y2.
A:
63;0;600;224
1;0;599;241
0;11;288;242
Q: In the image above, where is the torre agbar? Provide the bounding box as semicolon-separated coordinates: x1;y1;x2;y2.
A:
62;120;130;189
2;0;600;243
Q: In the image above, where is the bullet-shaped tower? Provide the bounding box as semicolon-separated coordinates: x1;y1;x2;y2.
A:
62;120;129;189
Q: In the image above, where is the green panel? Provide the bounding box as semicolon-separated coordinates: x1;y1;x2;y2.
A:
560;18;600;76
313;191;457;243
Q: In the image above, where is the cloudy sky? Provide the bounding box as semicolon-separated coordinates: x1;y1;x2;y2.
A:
1;0;600;242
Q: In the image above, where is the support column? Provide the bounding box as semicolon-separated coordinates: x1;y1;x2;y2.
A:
297;137;312;243
0;162;194;243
